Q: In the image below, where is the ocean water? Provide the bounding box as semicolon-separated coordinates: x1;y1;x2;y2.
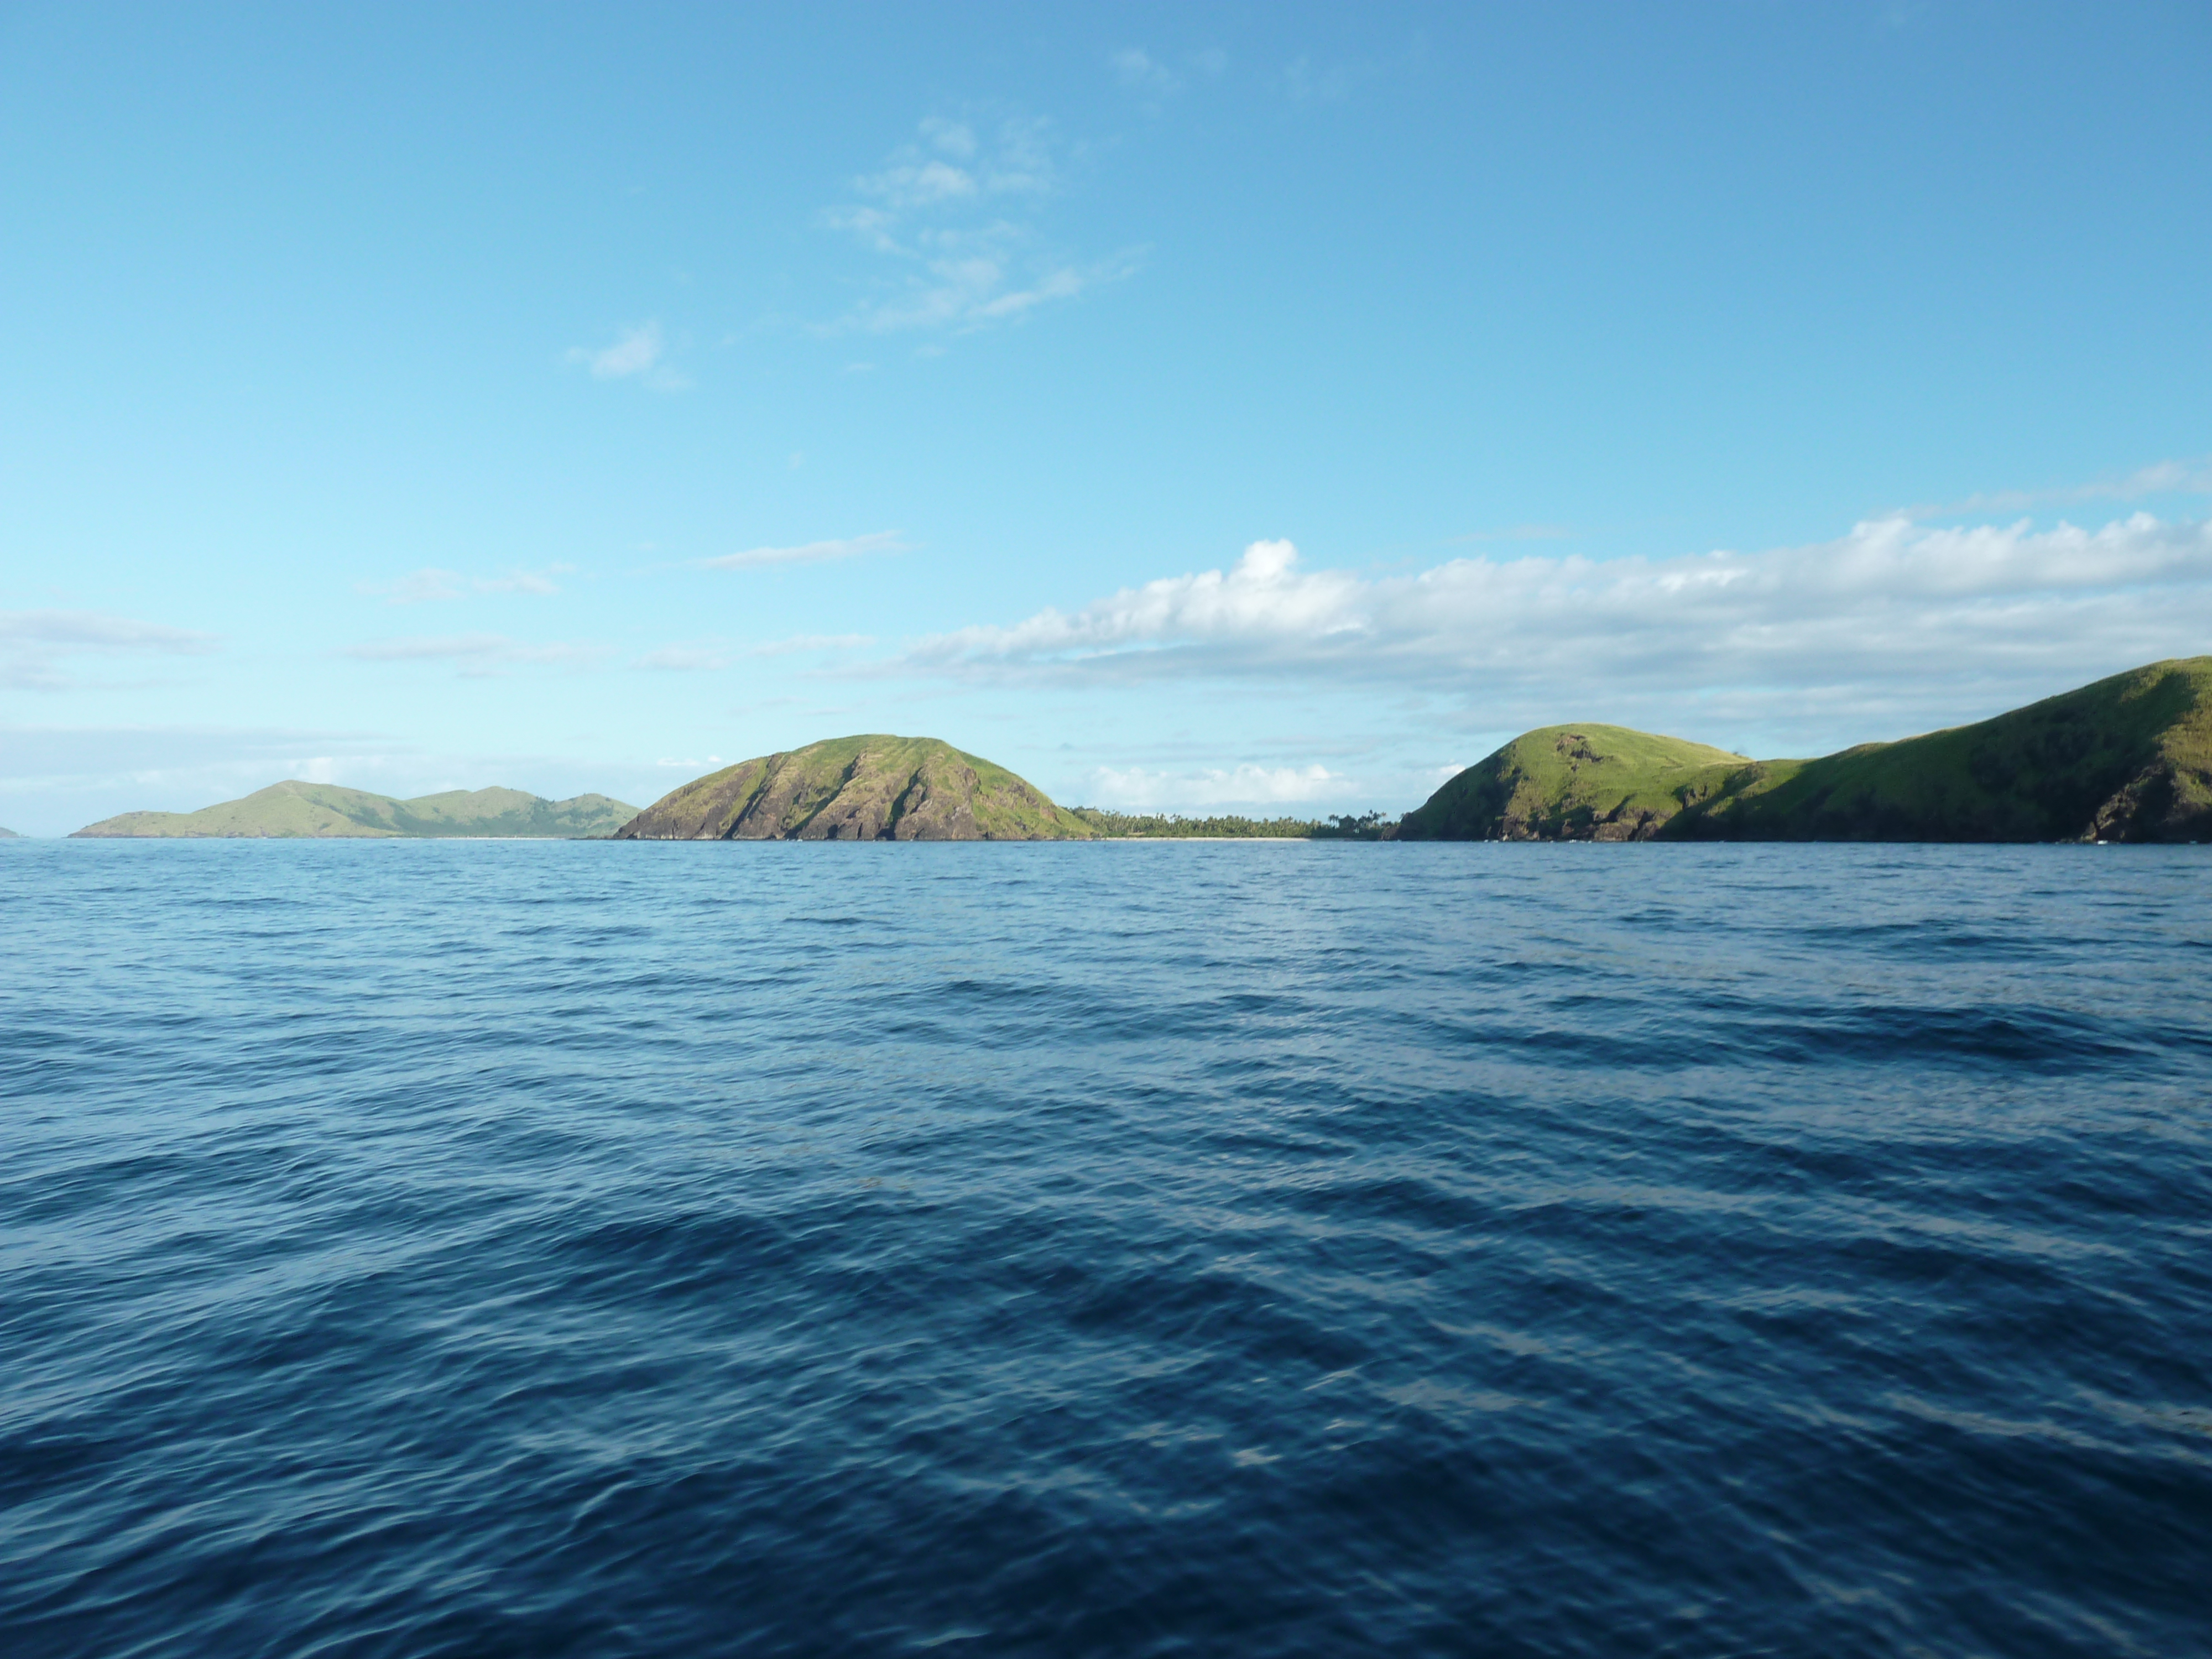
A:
2;839;2208;1658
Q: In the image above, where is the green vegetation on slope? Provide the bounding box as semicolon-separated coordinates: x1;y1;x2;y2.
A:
615;735;1095;841
1397;657;2212;843
72;781;638;839
1672;656;2212;842
1396;724;1750;841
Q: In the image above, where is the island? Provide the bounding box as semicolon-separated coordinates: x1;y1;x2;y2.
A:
72;782;638;839
615;735;1095;840
1396;656;2212;843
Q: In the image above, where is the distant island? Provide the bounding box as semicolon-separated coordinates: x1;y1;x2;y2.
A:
72;782;638;839
0;825;19;838
617;735;1093;840
1399;656;2212;843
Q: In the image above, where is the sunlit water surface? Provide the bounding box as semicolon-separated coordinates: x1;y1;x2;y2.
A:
3;839;2208;1657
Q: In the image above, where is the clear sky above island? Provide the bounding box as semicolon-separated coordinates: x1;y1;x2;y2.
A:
2;1;2208;835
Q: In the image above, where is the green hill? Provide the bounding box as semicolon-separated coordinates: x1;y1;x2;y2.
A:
1393;724;1749;841
1397;657;2212;843
615;735;1095;841
72;781;638;839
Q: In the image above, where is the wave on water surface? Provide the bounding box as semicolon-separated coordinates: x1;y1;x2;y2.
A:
2;839;2208;1657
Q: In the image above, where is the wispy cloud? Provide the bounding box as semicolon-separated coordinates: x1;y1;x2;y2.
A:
566;321;688;390
1910;455;2212;518
750;633;874;656
820;117;1138;333
1109;46;1228;111
363;568;466;604
357;565;568;604
0;609;217;690
637;633;874;671
1449;524;1573;545
342;634;607;676
695;531;907;572
898;514;2212;738
478;568;565;596
637;643;731;672
1284;54;1378;105
1111;48;1181;97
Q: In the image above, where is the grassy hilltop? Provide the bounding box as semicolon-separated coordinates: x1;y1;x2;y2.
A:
616;735;1095;841
74;781;638;839
1399;656;2212;843
1392;725;1747;842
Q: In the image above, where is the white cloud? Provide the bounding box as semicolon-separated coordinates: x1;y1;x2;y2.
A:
918;117;975;159
862;156;979;209
637;632;873;670
0;609;217;690
1914;455;2212;517
695;531;907;572
0;611;216;651
1284;55;1375;105
575;322;660;377
1084;762;1343;811
851;117;1052;215
1111;49;1180;96
356;566;566;604
899;514;2212;738
637;644;730;672
1449;524;1573;545
749;633;874;656
821;117;1134;333
342;634;606;676
362;568;467;604
566;321;687;390
477;567;566;596
1110;46;1225;105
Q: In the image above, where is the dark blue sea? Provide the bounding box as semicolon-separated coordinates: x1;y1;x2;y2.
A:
3;839;2208;1657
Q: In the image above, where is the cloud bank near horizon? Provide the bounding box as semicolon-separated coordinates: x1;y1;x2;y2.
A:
898;514;2212;737
1082;761;1343;812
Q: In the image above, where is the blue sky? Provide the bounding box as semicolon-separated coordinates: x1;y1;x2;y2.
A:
3;1;2209;834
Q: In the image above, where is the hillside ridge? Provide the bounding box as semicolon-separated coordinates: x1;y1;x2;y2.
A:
616;735;1094;841
73;781;638;839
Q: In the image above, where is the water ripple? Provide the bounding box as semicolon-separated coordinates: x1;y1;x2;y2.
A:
2;839;2209;1656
